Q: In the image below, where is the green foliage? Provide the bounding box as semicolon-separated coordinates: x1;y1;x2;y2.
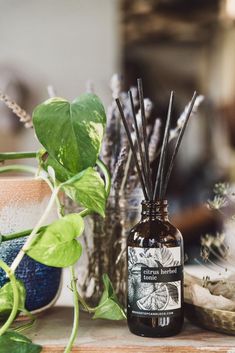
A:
62;168;107;217
0;91;124;353
0;280;26;321
33;94;106;175
0;331;42;353
27;214;84;267
93;274;126;320
38;150;73;183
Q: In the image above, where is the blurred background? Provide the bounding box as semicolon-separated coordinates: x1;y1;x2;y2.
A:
1;0;235;299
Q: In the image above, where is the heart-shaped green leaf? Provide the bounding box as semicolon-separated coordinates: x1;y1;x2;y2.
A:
38;150;73;183
27;214;84;268
0;331;42;353
93;274;126;320
0;280;26;321
62;168;107;217
33;94;106;174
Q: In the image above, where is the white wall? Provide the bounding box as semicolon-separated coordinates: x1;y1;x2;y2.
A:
0;0;120;106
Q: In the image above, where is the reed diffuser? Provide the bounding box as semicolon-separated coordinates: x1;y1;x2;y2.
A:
116;79;197;338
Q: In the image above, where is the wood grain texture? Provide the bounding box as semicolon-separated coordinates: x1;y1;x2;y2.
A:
23;306;235;353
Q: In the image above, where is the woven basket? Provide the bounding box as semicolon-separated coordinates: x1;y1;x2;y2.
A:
185;301;235;335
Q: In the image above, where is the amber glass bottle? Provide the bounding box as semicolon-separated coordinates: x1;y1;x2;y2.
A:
127;199;184;337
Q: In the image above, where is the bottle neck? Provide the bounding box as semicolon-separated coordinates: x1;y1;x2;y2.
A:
141;200;169;221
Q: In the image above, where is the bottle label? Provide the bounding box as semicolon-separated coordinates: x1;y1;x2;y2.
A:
128;246;183;318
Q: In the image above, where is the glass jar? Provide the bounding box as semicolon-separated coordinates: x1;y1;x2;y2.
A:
127;199;184;337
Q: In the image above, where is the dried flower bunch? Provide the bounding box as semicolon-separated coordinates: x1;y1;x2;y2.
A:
105;74;204;200
185;182;235;313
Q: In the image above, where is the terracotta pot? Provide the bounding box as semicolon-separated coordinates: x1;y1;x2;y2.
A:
0;177;62;312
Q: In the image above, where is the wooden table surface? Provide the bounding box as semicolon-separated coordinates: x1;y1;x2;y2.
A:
25;306;235;353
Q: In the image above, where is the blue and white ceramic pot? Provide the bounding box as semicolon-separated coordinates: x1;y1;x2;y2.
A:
0;177;62;312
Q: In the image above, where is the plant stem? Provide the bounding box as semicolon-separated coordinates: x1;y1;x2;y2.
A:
0;165;37;175
77;293;97;313
0;152;37;161
97;159;111;195
1;226;47;242
13;309;35;333
0;260;19;336
10;187;60;273
78;208;91;218
120;149;132;195
39;175;64;217
64;266;79;353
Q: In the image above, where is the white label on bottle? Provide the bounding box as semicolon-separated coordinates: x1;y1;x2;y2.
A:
128;246;182;318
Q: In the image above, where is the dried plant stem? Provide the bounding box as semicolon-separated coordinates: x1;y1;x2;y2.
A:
149;119;161;162
129;90;149;198
194;258;220;275
207;246;235;269
0;90;32;128
120;149;132;195
162;92;197;197
116;98;148;199
112;146;128;192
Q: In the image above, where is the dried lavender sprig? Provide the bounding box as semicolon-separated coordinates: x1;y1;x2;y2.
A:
129;90;150;199
149;118;161;162
137;79;152;199
169;95;204;141
112;146;128;191
115;98;148;200
102;74;124;173
162;92;197;198
153;91;174;200
110;73;123;100
0;90;32;128
121;97;153;194
120;149;132;194
136;98;154;126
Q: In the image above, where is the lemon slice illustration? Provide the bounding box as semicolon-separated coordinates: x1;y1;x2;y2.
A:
137;284;169;311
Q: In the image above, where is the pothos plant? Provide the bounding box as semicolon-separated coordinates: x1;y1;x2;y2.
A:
0;93;126;353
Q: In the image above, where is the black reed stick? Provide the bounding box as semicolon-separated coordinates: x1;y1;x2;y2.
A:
159;91;174;199
153;91;174;200
137;78;153;199
115;98;148;200
162;91;197;198
129;90;150;200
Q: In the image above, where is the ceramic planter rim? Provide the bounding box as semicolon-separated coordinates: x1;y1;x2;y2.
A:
0;176;39;182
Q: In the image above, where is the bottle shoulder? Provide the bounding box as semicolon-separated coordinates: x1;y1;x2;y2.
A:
128;218;183;248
